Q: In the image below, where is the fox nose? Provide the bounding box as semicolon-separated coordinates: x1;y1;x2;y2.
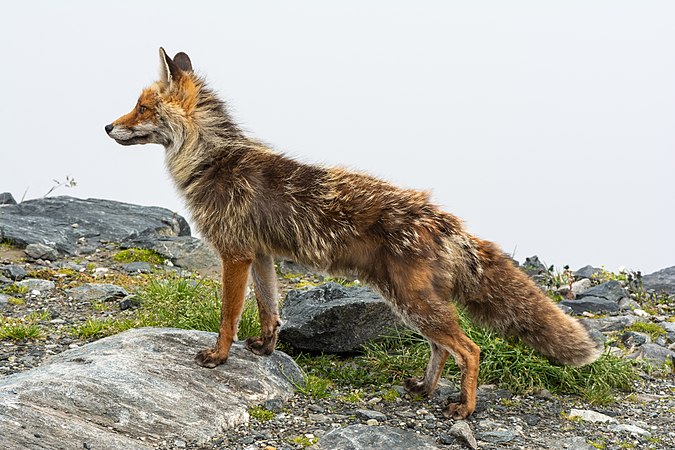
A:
105;124;114;134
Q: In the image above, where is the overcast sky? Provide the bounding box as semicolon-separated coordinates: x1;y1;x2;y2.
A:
2;1;674;273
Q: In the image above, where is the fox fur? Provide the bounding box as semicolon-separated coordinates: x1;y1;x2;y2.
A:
106;48;602;419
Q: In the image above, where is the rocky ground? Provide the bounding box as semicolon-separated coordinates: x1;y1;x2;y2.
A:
1;194;674;449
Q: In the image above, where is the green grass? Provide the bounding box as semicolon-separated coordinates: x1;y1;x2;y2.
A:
1;284;29;296
290;435;319;447
0;317;43;340
625;321;667;340
248;405;275;421
71;318;137;339
132;276;261;339
292;311;636;405
0;238;15;249
113;248;164;265
294;374;333;399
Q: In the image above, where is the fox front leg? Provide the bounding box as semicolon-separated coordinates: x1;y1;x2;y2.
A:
195;257;252;368
245;253;281;356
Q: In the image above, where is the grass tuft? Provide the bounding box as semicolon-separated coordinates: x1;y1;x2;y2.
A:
0;317;43;340
113;248;164;265
624;321;667;340
248;405;275;421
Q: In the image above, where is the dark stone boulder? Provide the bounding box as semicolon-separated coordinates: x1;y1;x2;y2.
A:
642;266;675;295
1;264;26;281
279;283;402;353
0;192;16;205
577;280;628;303
560;296;621;314
574;265;602;280
0;196;190;255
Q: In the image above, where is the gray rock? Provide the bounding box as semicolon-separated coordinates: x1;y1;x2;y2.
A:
119;295;141;311
571;278;592;296
0;196;190;255
279;283;402;353
355;409;387;421
642;266;675;295
560;296;620;314
25;243;58;260
627;343;675;365
618;297;640;310
0;293;9;307
0;328;303;448
551;436;596;450
0;192;17;205
17;278;56;292
1;264;26;281
660;322;675;343
620;331;650;348
122;235;219;276
568;409;617;423
577;280;628;303
581;315;638;332
522;255;547;276
476;429;516;444
316;424;440;450
67;283;129;302
121;261;153;274
574;265;602;280
449;420;478;449
609;423;651;437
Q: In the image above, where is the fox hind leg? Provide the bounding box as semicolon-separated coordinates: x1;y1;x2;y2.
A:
396;288;480;419
403;341;449;397
245;254;281;356
195;256;252;368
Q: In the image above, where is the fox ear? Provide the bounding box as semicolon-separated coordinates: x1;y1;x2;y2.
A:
159;47;181;84
173;52;193;72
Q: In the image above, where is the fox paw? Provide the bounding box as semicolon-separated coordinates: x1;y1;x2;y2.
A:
443;402;474;420
245;336;275;356
194;348;228;368
403;377;431;397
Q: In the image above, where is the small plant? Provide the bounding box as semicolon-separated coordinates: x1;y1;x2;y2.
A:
588;438;607;449
248;405;275;421
339;390;364;404
113;248;164;265
0;317;42;340
290;435;319;447
1;284;29;296
0;238;14;249
7;297;24;306
43;175;77;198
381;388;399;402
295;374;333;399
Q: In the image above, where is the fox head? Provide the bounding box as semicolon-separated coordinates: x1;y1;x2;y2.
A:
105;48;197;148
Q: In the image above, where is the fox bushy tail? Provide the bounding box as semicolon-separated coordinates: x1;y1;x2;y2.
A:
459;238;602;367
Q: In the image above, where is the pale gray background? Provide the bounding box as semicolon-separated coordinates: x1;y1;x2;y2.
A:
2;1;673;273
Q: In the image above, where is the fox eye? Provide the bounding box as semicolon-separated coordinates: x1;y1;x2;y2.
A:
138;105;147;114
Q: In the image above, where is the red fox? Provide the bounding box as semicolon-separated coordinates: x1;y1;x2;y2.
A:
105;48;601;419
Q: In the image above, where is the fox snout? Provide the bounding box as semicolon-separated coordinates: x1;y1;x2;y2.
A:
104;124;114;135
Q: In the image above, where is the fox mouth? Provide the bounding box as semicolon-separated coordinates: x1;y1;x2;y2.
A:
113;134;151;146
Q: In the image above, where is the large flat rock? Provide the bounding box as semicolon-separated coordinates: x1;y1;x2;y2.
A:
0;196;190;255
0;327;303;449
